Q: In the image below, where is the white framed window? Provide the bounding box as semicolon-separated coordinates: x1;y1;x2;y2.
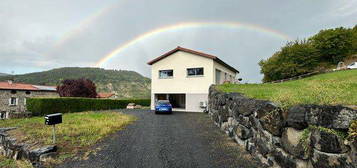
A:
9;97;18;106
0;111;6;119
159;70;173;79
187;68;204;77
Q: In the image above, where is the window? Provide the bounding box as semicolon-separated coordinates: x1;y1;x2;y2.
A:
0;111;6;119
9;97;17;106
159;70;173;79
25;91;31;95
187;68;204;76
11;90;17;94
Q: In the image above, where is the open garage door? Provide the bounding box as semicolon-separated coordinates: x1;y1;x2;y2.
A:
155;94;186;109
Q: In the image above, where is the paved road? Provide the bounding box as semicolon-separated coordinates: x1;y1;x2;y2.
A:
59;110;264;168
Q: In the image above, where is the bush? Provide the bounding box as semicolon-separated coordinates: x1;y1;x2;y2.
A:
27;98;150;116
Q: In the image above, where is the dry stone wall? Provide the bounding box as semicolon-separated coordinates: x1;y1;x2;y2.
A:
0;128;57;167
208;86;356;168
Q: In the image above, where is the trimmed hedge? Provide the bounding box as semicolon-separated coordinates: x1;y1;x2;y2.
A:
27;97;151;116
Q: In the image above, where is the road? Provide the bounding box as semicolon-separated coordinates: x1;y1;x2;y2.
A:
58;109;264;168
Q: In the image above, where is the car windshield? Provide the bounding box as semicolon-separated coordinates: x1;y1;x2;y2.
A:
157;101;170;105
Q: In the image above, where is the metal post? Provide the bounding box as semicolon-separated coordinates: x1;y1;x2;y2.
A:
52;125;56;144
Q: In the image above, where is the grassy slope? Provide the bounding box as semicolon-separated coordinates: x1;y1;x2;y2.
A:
218;69;357;108
0;111;136;165
0;67;151;99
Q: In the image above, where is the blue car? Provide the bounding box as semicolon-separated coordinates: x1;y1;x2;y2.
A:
155;100;172;114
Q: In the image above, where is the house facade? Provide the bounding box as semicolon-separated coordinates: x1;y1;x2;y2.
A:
148;47;239;112
0;81;58;119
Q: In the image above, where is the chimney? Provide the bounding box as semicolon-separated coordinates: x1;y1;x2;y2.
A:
8;80;13;85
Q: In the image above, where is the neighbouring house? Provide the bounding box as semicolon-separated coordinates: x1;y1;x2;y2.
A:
0;81;58;119
148;46;239;112
97;93;116;99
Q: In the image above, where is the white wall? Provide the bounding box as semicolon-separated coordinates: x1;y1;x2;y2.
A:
151;51;215;94
213;61;237;84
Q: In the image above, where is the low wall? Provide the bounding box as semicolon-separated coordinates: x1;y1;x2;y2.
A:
208;86;356;168
0;128;57;167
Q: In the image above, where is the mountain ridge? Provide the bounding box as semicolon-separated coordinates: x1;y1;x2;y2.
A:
0;67;151;99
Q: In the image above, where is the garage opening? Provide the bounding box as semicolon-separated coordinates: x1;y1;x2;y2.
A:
155;94;186;109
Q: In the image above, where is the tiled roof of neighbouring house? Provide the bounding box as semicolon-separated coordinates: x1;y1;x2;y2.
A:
97;93;115;98
0;81;57;91
147;46;239;73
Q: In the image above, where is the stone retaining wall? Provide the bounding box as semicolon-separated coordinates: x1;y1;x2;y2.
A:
0;128;57;167
208;86;356;168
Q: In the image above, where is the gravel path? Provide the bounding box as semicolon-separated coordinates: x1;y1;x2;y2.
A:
58;109;264;168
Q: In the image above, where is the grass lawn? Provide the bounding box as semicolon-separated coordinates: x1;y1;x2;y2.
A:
0;155;32;168
0;111;136;166
218;69;357;108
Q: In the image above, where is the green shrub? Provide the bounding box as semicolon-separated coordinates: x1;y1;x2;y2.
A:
27;98;150;116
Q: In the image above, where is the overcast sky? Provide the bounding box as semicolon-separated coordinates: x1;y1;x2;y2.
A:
0;0;356;82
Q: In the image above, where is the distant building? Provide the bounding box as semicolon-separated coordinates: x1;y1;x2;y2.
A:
148;46;239;112
97;93;116;99
0;81;58;119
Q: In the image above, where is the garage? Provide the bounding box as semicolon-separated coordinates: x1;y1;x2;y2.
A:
155;94;186;109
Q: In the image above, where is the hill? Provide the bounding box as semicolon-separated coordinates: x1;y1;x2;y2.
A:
0;73;9;76
217;69;357;108
0;67;151;99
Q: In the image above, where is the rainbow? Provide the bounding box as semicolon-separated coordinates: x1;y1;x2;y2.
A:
95;21;292;67
50;1;125;50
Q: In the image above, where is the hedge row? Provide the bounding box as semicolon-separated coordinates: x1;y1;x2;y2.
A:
27;98;151;116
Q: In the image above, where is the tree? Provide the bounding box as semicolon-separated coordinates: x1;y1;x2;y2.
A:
57;78;97;98
259;40;319;82
310;27;353;64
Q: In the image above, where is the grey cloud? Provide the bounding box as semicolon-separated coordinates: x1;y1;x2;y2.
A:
0;0;356;82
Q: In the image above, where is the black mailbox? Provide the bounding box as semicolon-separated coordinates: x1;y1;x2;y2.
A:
45;113;62;125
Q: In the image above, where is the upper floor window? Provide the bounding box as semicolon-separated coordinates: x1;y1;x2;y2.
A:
11;90;17;94
187;68;204;77
9;97;17;106
159;70;173;79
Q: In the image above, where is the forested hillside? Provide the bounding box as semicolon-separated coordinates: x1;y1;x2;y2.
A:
0;67;151;99
259;25;357;82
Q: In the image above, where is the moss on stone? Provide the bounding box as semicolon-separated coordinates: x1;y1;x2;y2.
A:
348;120;357;140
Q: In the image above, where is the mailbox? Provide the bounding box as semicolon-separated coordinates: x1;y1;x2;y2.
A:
45;113;62;125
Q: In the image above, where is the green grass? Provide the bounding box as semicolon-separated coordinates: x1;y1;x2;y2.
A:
0;111;136;166
218;69;357;108
0;156;32;168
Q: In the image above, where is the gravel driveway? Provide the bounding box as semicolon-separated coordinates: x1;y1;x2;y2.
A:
58;109;264;168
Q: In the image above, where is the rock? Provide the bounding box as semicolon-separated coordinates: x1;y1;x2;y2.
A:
287;105;357;130
287;106;309;130
255;129;274;157
311;149;354;168
0;127;17;133
39;152;57;162
346;140;357;166
235;115;251;128
281;127;310;159
259;108;285;136
271;148;297;168
235;124;252;140
306;105;356;130
29;145;57;162
232;97;257;116
310;128;349;154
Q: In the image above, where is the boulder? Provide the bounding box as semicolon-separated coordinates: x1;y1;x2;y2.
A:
311;149;354;168
255;129;274;157
235;124;252;140
281;127;310;159
310;128;349;154
287;105;357;130
29;145;57;162
271;148;297;168
235;115;251;128
287;106;309;130
259;108;285;136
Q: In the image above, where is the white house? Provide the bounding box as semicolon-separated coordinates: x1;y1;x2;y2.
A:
148;46;239;112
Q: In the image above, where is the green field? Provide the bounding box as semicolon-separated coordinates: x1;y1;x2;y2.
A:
0;111;136;166
218;69;357;108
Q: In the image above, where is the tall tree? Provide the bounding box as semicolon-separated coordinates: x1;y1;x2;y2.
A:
57;78;97;98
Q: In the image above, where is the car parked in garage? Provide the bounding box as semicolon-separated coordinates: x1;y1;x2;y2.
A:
155;100;172;114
